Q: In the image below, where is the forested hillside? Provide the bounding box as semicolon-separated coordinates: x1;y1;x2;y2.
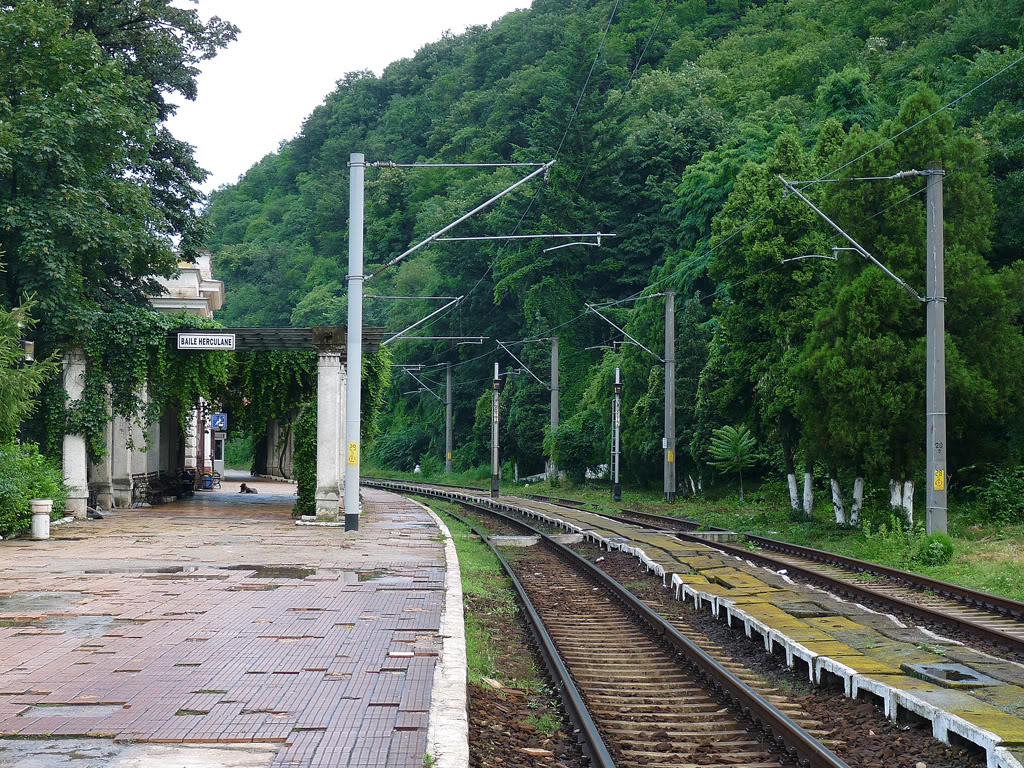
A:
204;0;1024;516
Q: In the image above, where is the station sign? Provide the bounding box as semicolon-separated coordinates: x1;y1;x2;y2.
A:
177;332;235;351
211;413;227;431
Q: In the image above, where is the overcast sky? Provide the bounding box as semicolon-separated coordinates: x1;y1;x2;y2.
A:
166;1;529;194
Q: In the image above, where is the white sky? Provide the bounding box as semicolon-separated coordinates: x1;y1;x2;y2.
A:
166;1;530;193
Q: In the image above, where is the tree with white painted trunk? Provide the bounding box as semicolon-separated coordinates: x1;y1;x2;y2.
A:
795;88;1024;527
700;129;834;514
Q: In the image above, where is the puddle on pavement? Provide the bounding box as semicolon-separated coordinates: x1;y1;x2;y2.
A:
19;703;123;718
356;570;387;582
0;591;84;614
40;615;115;638
223;564;315;579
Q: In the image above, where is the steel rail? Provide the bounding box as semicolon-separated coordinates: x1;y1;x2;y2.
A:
744;533;1024;617
436;505;616;768
366;479;851;768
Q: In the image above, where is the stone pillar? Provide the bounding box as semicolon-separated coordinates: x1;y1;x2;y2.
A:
111;415;132;508
315;351;345;518
62;346;89;520
184;407;198;471
89;391;114;511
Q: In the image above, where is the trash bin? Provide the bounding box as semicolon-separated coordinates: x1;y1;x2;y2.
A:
30;499;52;540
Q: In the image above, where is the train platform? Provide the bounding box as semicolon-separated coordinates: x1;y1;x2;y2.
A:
374;480;1024;768
0;480;467;768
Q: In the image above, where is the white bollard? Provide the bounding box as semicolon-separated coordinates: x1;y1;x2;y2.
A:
30;499;53;540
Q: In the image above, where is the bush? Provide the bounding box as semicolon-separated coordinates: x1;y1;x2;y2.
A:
224;434;254;471
369;424;429;472
418;451;442;476
0;442;67;538
915;532;954;566
552;408;604;485
292;401;316;518
966;466;1024;525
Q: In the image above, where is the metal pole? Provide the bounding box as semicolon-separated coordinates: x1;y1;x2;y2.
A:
344;153;365;531
446;363;453;473
664;292;676;502
613;368;622;502
491;362;500;499
550;336;559;479
925;165;947;535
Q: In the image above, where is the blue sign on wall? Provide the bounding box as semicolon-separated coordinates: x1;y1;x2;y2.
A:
211;412;227;431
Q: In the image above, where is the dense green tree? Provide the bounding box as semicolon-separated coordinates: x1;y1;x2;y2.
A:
0;298;58;443
200;0;1024;513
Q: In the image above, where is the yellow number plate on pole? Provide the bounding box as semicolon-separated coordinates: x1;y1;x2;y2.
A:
348;442;359;466
933;469;945;491
667;450;674;463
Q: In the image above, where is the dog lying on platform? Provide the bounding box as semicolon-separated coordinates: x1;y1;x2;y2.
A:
238;483;259;494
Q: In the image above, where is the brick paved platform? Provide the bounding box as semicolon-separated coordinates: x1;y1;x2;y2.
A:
0;482;450;768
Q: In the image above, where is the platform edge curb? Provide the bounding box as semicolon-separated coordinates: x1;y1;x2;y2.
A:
412;498;470;768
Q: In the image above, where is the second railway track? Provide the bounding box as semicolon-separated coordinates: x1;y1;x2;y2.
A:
600;505;1024;656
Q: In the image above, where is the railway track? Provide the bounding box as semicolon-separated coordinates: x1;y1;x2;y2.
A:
375;483;850;768
366;477;1024;656
599;505;1024;655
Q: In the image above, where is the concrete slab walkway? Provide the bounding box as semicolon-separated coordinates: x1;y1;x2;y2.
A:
0;482;451;768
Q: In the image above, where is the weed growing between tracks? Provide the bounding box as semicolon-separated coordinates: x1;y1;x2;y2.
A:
426;501;583;768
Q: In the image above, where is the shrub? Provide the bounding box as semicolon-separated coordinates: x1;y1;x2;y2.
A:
966;465;1024;525
291;400;316;518
418;451;442;476
369;424;429;472
224;434;254;471
552;408;604;485
915;532;954;566
0;442;67;538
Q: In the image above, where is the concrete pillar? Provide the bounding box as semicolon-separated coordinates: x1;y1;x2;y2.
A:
184;407;198;471
89;391;114;511
315;351;346;518
111;415;132;508
338;363;347;501
62;346;89;520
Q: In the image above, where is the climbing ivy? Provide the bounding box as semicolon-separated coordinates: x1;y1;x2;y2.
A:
292;399;317;517
361;346;392;443
39;308;230;462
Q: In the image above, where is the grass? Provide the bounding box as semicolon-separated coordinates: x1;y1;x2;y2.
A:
428;500;544;688
375;463;1024;603
363;461;489;490
525;712;561;735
